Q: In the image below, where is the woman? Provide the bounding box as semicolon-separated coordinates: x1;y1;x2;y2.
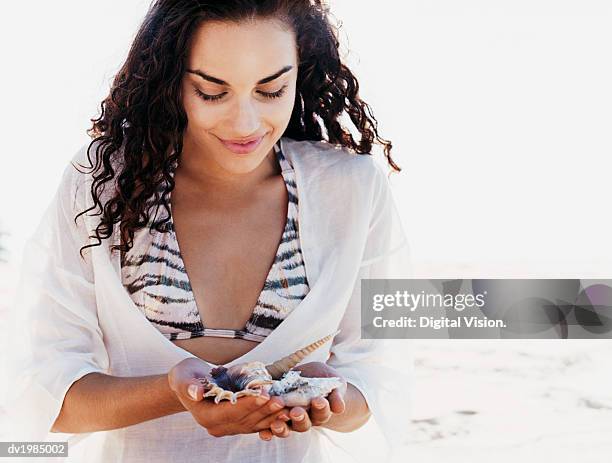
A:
4;0;411;461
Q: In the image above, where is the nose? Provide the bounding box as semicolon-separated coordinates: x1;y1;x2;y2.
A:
228;97;260;136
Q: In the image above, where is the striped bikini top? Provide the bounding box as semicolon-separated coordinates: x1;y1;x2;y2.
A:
120;143;310;342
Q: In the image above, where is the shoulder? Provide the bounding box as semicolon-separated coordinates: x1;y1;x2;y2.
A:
52;143;91;211
65;139;120;202
67;139;110;182
64;140;99;184
280;137;387;191
56;139;116;220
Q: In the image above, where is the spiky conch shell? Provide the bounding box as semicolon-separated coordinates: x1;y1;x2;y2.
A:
198;362;273;404
265;331;339;379
197;331;340;404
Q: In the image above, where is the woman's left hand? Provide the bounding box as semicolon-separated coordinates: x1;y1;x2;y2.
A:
258;362;347;440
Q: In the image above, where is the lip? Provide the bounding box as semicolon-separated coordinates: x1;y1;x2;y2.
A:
217;134;266;155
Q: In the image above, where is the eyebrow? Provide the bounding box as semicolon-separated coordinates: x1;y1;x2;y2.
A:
186;65;293;86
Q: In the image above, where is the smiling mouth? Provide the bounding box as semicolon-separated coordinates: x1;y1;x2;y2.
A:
221;136;264;144
216;134;266;155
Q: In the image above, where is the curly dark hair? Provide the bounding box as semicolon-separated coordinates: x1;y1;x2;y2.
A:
76;0;400;257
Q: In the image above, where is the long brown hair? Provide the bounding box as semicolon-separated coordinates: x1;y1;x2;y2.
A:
76;0;399;257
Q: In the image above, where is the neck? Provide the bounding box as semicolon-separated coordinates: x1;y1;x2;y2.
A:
176;139;280;193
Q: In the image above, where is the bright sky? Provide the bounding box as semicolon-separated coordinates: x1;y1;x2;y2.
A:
1;1;611;276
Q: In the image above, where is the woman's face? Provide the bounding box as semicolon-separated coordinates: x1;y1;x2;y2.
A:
181;18;298;176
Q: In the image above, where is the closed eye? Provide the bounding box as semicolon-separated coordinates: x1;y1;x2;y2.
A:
257;85;288;99
193;88;226;101
193;85;288;102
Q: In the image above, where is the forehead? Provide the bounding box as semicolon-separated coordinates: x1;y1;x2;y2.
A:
187;18;298;83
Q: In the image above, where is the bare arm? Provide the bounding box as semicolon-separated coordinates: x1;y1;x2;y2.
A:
51;372;186;433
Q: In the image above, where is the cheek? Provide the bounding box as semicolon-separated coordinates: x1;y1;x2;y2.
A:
267;88;297;127
183;93;220;131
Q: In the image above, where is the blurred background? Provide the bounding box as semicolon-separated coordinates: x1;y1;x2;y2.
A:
1;1;611;461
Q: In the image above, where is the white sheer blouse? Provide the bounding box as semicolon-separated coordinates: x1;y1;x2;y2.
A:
2;136;413;462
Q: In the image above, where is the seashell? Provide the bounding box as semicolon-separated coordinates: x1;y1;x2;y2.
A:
265;331;340;380
198;361;273;404
269;370;343;407
196;331;341;405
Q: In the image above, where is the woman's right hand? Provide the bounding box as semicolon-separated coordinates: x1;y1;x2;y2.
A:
167;357;290;438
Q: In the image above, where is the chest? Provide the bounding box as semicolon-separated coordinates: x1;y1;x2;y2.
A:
120;165;313;364
171;176;289;330
167;177;290;364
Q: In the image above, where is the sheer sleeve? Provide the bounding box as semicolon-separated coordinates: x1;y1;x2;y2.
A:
1;158;110;441
325;162;413;459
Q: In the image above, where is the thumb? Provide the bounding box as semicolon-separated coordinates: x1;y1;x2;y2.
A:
187;381;203;401
328;389;346;414
168;358;211;401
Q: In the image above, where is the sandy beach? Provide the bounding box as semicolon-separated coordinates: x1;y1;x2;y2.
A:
406;339;612;462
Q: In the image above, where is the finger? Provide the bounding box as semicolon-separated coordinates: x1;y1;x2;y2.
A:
327;389;346;414
259;429;273;441
242;395;285;427
168;358;210;393
173;380;209;413
309;397;332;426
195;391;271;426
168;359;217;402
270;420;290;438
252;407;291;432
186;381;204;402
211;391;272;419
288;406;311;433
